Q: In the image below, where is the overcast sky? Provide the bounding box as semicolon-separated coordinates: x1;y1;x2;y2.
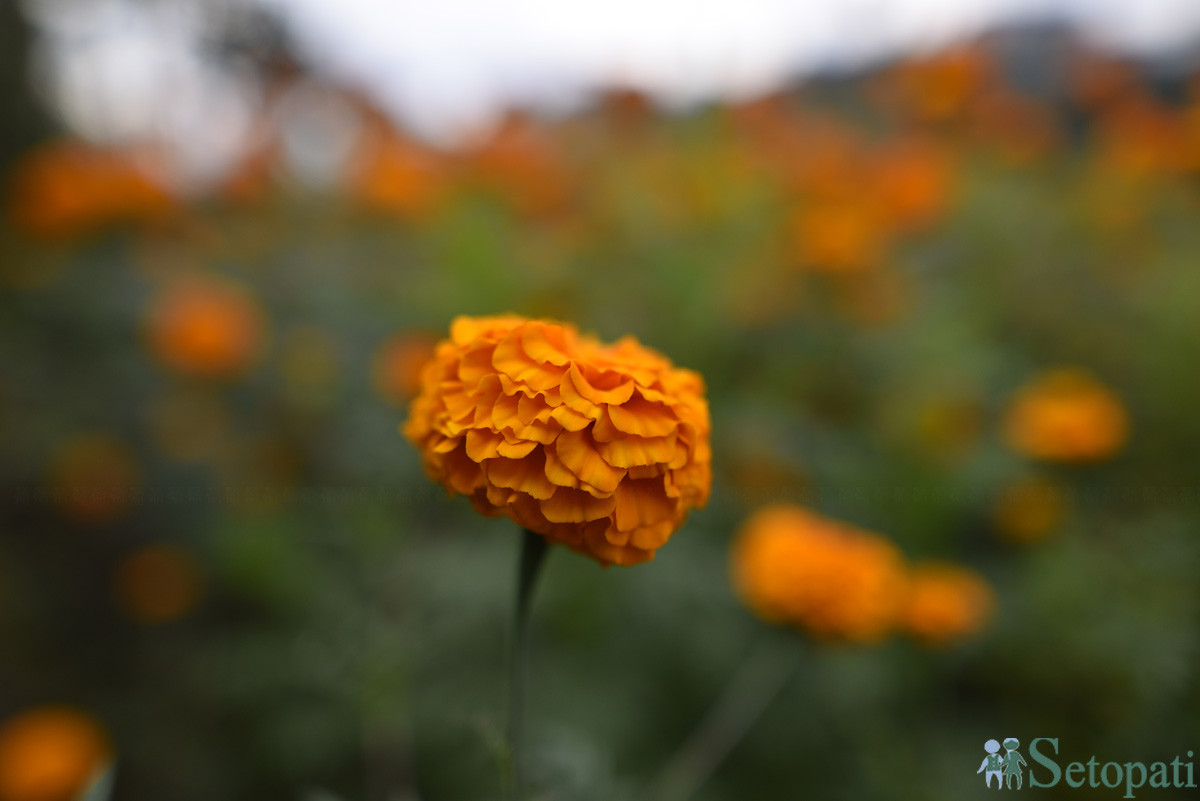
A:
22;0;1200;181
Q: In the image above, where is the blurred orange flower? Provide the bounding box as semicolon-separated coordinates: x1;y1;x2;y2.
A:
0;707;110;801
901;562;995;646
731;505;908;642
404;315;711;566
348;130;446;220
113;544;204;624
791;199;891;273
373;332;438;405
146;275;266;379
463;114;575;217
869;136;956;231
47;434;140;524
1093;96;1194;177
6;139;174;240
993;475;1070;544
969;89;1062;166
1002;368;1129;462
877;45;994;124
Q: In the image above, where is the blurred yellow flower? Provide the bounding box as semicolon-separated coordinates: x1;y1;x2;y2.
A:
6;139;174;241
145;275;266;379
113;544;205;624
404;315;711;566
0;707;110;801
1002;369;1129;462
992;475;1070;544
901;562;995;646
731;505;907;642
47;434;140;524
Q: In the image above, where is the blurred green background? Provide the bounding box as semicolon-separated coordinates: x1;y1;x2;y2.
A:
3;6;1200;800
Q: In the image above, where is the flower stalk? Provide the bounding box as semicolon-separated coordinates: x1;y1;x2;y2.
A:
508;528;549;800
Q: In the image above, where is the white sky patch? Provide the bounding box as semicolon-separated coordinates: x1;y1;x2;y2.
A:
19;0;1200;174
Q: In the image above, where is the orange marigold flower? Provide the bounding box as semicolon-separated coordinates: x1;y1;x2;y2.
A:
901;562;995;646
1002;369;1129;462
731;505;908;642
464;114;575;217
47;434;140;524
790;199;891;274
0;707;111;801
146;275;266;379
6;139;173;241
348;130;446;220
113;544;205;624
404;315;711;566
869;136;956;231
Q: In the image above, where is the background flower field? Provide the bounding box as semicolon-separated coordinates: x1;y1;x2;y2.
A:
3;9;1200;800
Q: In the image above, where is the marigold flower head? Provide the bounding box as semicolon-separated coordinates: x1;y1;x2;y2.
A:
869;137;955;231
0;707;111;801
791;200;890;274
404;315;711;566
348;131;446;220
901;562;995;646
113;543;205;624
6;140;173;240
47;434;140;523
146;275;266;379
731;505;908;642
1002;368;1129;462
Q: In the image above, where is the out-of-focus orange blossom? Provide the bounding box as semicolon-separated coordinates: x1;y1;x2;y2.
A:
791;199;891;273
1093;96;1195;177
875;45;995;124
146;274;266;379
993;475;1070;544
869;136;956;231
113;543;205;624
1069;53;1141;112
1002;368;1129;463
901;562;995;646
0;707;111;801
6;140;174;241
348;128;446;220
462;114;575;217
373;332;438;405
731;505;908;642
47;434;140;524
779;116;866;200
969;89;1062;165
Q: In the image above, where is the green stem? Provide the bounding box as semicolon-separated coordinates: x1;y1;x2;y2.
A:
508;528;550;800
647;635;800;801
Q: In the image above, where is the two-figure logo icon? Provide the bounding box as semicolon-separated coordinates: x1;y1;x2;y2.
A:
979;738;1028;789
